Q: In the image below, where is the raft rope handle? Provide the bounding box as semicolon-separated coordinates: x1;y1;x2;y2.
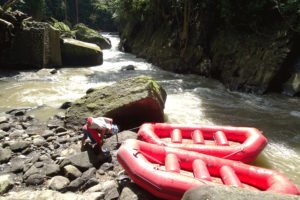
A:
222;146;244;159
124;126;141;132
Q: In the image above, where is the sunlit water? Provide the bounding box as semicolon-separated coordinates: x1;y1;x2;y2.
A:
0;33;299;187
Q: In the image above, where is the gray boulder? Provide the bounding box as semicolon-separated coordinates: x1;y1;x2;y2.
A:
119;183;155;200
61;38;103;66
48;176;70;191
1;190;85;200
103;130;137;151
65;76;167;131
62;150;105;171
0;148;12;163
63;165;82;180
73;23;111;50
0;174;14;194
9;140;30;152
182;185;300;200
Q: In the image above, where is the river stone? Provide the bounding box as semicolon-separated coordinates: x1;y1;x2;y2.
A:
100;162;114;172
9;140;30;152
73;23;112;50
0;123;11;132
9;157;25;173
33;136;47;147
1;189;85;200
0;117;9;124
25;174;46;186
85;183;103;193
182;185;300;200
65;76;167;131
102;180;118;194
67;151;104;170
103;130;137;151
63;165;82;180
41;130;55;138
61;38;103;66
0;130;7;139
48;176;70;191
0;148;12;163
67;168;97;192
9;130;25;139
104;187;119;200
23;165;41;179
0;174;14;194
43;163;60;176
119;183;154;200
82;192;105;200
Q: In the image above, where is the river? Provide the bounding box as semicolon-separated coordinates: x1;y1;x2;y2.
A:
0;33;299;187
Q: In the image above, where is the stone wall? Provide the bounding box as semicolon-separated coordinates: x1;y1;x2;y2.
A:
0;21;61;69
119;14;300;96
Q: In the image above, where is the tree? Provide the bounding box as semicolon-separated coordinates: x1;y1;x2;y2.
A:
25;0;45;20
74;0;78;23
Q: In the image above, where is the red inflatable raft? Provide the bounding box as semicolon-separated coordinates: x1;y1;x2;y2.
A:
117;139;299;200
138;123;268;163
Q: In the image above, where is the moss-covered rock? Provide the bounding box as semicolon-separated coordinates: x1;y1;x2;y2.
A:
53;21;71;32
65;76;167;130
61;38;103;66
73;23;111;50
183;185;299;200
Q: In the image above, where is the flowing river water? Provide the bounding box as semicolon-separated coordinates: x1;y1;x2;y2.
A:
0;33;299;187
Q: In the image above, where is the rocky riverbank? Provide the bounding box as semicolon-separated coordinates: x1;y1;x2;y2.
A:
0;75;165;199
0;76;299;200
0;108;155;200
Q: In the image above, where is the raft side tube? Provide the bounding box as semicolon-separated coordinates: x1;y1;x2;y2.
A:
193;159;211;181
165;153;181;173
220;165;243;187
214;131;229;146
171;129;183;143
192;130;205;144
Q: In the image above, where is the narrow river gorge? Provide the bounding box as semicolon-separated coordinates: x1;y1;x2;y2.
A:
0;33;299;187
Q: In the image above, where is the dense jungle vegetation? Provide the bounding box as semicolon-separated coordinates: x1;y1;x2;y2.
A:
1;0;300;95
2;0;300;33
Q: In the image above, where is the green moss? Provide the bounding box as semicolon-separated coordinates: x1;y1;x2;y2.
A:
62;38;101;55
87;103;98;110
53;21;71;32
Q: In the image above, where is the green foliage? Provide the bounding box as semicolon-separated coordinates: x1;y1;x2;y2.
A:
53;21;71;32
273;0;300;32
45;0;65;21
73;23;99;36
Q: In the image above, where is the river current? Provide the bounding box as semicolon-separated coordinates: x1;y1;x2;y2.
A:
0;33;299;187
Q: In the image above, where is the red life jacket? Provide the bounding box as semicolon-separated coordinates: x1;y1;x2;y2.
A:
83;125;103;144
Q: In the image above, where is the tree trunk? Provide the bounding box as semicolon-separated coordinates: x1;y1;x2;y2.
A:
63;0;68;21
74;0;79;24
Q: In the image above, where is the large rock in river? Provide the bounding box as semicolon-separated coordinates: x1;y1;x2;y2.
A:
182;185;300;200
73;23;111;50
65;76;167;130
61;38;103;66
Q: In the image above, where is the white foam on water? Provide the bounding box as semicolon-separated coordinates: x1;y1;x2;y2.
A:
290;110;300;118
